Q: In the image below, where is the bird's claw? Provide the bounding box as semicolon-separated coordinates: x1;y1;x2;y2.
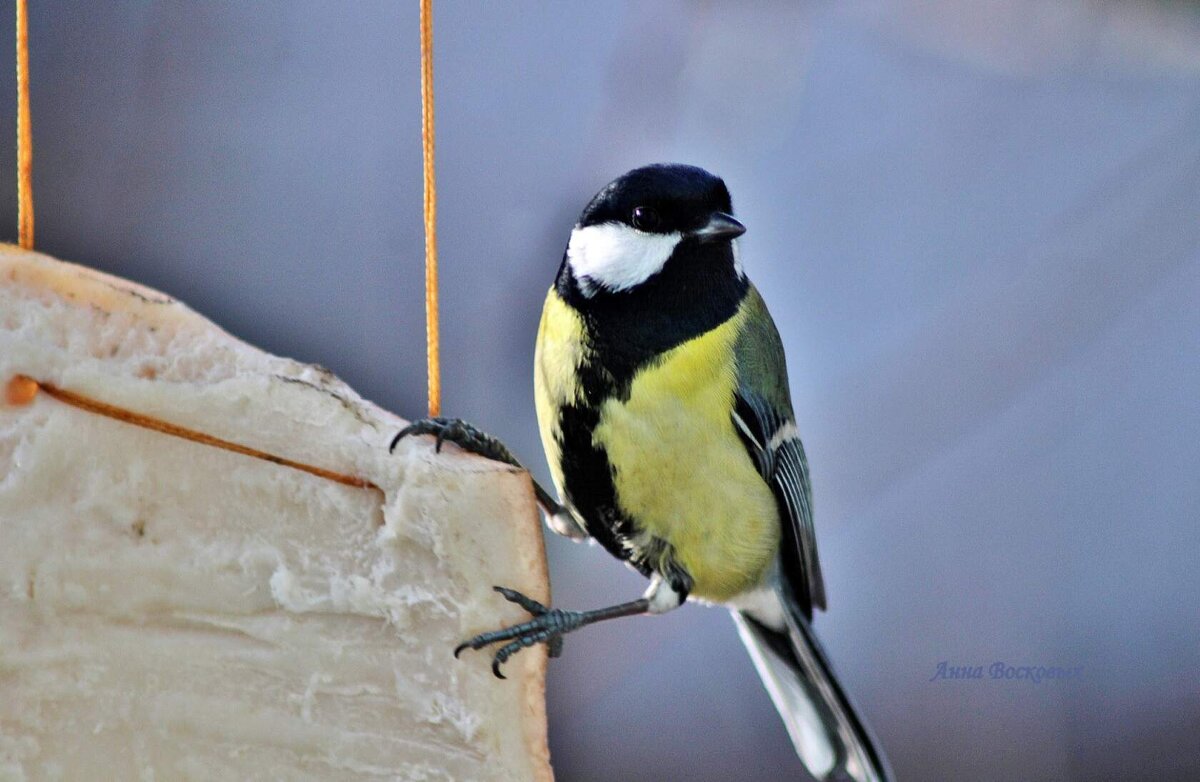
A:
389;417;520;468
493;585;550;615
454;586;582;679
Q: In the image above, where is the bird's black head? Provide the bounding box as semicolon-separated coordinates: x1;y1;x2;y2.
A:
578;163;740;237
562;164;747;300
556;164;751;361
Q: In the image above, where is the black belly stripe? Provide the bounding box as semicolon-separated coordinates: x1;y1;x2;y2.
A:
556;354;642;570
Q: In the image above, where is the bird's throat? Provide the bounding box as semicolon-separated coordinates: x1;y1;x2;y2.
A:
555;241;748;384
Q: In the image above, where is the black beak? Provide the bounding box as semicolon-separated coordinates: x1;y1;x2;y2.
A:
694;212;746;242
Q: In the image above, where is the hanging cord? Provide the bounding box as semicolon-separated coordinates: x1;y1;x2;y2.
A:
419;0;440;417
16;0;33;249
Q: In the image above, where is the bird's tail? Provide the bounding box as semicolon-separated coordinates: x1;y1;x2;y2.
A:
733;599;892;782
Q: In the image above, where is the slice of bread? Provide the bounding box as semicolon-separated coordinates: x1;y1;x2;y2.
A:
0;244;552;781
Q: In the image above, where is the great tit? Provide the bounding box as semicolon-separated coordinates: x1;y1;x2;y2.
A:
394;164;891;782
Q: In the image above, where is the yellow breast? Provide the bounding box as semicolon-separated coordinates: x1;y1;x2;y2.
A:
592;312;780;601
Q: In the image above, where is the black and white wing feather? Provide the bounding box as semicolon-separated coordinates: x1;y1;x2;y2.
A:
730;285;826;618
733;392;826;617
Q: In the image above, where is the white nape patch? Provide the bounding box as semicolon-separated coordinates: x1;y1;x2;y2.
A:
767;422;799;452
643;574;683;614
566;222;681;296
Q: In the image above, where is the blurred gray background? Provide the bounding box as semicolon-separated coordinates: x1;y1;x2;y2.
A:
3;2;1199;780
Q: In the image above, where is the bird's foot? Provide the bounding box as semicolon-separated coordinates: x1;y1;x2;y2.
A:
390;417;520;468
389;419;582;538
455;586;583;678
455;587;652;679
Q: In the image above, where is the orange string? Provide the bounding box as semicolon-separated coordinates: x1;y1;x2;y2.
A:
10;376;380;493
419;0;440;418
16;0;33;249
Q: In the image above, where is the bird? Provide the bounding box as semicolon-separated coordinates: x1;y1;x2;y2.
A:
392;163;892;782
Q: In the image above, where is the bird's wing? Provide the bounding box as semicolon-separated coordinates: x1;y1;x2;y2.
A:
731;286;826;616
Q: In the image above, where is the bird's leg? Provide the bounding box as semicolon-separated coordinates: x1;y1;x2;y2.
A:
457;575;684;678
390;417;588;539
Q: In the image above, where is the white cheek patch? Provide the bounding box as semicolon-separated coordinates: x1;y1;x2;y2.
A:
566;222;682;295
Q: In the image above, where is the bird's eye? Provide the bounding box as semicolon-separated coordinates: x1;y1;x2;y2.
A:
631;206;661;232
